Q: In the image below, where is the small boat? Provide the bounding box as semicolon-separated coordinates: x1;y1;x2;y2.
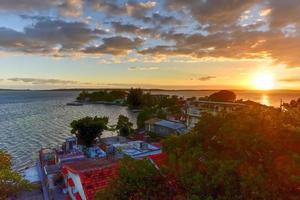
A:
66;102;83;106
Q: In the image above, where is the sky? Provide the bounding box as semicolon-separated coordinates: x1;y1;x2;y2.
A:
0;0;300;90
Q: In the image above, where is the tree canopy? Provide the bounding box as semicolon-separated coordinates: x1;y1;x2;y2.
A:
116;115;134;137
70;116;109;147
127;88;144;108
0;150;33;199
162;106;300;199
208;90;236;102
77;90;127;102
95;156;170;200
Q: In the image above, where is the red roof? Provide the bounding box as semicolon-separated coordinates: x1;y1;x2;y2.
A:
63;158;117;174
148;152;168;168
62;159;119;200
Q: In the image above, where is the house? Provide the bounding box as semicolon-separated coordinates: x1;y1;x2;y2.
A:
186;100;245;129
145;118;187;137
62;158;119;200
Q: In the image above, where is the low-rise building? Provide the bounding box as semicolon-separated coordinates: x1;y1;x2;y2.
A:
145;118;187;137
186;100;245;129
62;158;118;200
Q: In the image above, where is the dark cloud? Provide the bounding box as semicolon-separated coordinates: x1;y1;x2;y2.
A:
89;0;156;18
164;0;259;28
0;0;59;11
111;22;158;36
198;76;216;81
0;18;105;55
142;13;182;25
268;0;300;29
7;78;79;85
82;36;144;55
0;0;83;17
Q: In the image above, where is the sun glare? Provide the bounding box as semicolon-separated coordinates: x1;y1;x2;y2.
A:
253;73;274;90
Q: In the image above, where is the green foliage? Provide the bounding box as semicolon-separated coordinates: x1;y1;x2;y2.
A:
137;107;168;129
95;156;169;200
162;106;300;199
127;88;144;108
116;115;134;137
0;150;33;199
77;90;127;102
70;116;109;147
208;90;236;102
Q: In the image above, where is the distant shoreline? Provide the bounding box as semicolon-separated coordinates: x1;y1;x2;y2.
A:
1;88;300;92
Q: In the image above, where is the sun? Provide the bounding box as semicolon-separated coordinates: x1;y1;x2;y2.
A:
252;73;274;90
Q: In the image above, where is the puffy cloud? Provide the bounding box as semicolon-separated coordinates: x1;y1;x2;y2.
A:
0;0;83;17
0;0;60;11
0;18;105;55
164;0;259;27
267;0;300;29
142;13;182;25
89;0;156;18
111;22;159;36
82;36;144;55
58;0;84;17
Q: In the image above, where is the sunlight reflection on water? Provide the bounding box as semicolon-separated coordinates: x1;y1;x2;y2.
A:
260;95;270;106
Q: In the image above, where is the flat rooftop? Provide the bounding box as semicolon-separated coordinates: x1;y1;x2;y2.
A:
112;140;161;158
155;119;186;130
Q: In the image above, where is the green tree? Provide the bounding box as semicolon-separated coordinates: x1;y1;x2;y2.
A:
163;106;300;199
116;115;134;137
127;88;144;108
0;150;33;199
70;116;109;147
208;90;236;102
95;156;169;200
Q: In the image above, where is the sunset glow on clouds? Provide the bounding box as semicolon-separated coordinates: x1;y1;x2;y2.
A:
0;0;300;89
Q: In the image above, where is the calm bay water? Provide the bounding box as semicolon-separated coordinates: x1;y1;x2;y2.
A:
0;90;300;171
0;91;137;171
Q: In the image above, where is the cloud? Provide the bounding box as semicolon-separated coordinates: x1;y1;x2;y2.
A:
111;22;159;37
198;76;216;81
165;0;259;28
0;17;105;55
7;78;80;85
0;0;59;11
0;0;83;17
279;77;300;82
89;0;156;18
82;36;143;55
128;66;159;71
58;0;83;17
1;0;300;68
142;13;182;25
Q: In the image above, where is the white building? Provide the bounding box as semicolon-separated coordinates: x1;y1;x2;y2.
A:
186;100;245;129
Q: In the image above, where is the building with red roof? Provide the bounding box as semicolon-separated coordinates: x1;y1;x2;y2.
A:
62;158;118;200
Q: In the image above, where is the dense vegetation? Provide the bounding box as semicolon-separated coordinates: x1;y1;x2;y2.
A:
208;90;237;102
135;93;185;128
95;156;170;200
70;116;109;147
96;103;300;200
162;105;300;199
0;150;33;199
77;90;127;102
116;115;134;137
